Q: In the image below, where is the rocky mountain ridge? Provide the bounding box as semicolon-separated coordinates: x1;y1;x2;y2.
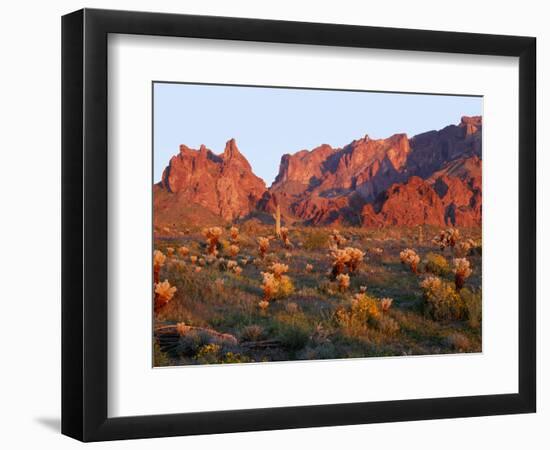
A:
154;116;482;227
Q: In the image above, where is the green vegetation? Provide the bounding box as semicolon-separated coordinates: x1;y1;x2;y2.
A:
153;225;482;365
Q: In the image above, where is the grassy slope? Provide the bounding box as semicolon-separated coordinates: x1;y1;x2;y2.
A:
154;224;482;366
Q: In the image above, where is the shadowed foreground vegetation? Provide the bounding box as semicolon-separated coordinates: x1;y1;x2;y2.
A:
153;224;481;366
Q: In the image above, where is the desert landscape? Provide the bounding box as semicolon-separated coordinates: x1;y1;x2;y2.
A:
153;114;482;366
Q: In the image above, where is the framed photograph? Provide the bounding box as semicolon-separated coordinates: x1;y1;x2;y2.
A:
62;8;536;441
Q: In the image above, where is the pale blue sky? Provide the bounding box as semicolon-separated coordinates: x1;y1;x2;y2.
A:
153;82;482;185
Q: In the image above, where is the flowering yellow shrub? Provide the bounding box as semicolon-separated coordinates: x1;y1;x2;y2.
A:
420;275;464;320
424;252;449;276
400;248;420;273
335;293;381;335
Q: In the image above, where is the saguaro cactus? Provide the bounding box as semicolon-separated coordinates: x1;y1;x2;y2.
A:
273;202;281;238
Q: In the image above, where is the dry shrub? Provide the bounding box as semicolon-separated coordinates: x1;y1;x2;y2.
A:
400;248;420;273
445;332;471;352
240;324;264;342
303;230;329;250
377;315;400;335
452;258;472;290
330;229;347;248
461;287;482;329
424;252;449;276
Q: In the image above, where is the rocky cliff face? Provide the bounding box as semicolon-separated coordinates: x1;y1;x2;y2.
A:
154;116;482;228
157;139;267;222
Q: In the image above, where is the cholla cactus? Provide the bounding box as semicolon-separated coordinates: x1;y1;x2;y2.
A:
380;297;394;313
344;247;365;273
229;226;239;243
452;258;472;289
336;273;350;292
261;272;277;301
177;246;189;257
432;228;460;251
258;300;270;311
228;244;240;258
330;248;351;278
166;247;175;257
456;239;476;257
154;279;177;312
153;250;166;283
420;275;443;293
400;248;421;273
447;228;460;248
359;285;367;293
305;263;313;273
198;257;206;267
189;255;197;265
330;229;347;248
234;266;243;276
270;262;289;280
258;237;270;259
202;226;223;256
194;266;202;273
227;260;238;271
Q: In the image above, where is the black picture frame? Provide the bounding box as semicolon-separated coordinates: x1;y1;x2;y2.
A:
62;8;536;442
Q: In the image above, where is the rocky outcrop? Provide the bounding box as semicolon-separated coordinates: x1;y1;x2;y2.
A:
157;139;267;222
154;116;482;228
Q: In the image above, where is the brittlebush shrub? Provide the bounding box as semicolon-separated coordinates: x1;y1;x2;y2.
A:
335;293;381;335
420;276;465;321
424;252;450;276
